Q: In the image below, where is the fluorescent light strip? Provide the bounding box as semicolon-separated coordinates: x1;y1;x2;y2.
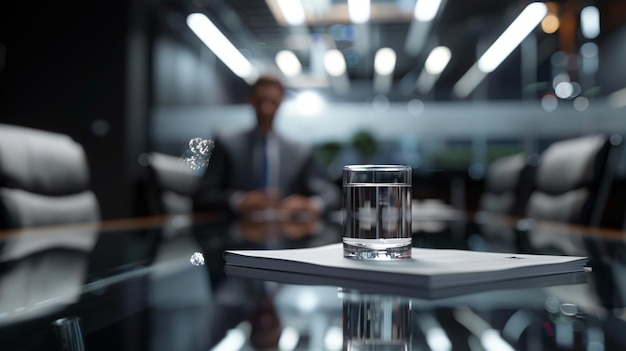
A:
414;0;443;22
278;326;300;350
417;313;452;351
275;50;302;77
453;2;546;98
424;46;451;75
581;6;600;39
348;0;371;24
416;70;437;94
452;63;486;98
608;88;626;108
323;326;343;351
374;48;396;76
426;328;452;351
324;49;347;77
477;2;547;73
481;329;515;351
186;13;256;83
416;46;451;94
210;328;246;351
276;0;306;26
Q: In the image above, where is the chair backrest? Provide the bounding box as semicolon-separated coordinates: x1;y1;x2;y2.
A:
524;134;621;226
479;153;535;217
0;124;100;228
144;152;199;215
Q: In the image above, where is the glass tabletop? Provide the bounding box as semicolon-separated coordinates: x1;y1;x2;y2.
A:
1;212;625;350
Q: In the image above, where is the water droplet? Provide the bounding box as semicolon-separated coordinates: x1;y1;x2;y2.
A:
184;138;214;172
184;155;209;171
189;137;214;158
190;252;205;266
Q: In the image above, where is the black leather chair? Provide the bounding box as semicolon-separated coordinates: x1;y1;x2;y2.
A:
516;134;622;255
478;153;535;217
472;153;535;253
0;124;100;228
524;134;621;226
144;152;200;215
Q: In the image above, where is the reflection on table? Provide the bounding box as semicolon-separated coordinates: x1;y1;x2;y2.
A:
0;223;98;326
0;212;625;350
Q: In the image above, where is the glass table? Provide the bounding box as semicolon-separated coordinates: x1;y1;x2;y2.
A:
1;211;625;350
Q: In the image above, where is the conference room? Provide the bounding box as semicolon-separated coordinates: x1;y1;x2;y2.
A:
2;0;626;350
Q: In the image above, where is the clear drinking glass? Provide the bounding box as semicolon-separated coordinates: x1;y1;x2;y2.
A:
340;289;412;350
342;164;412;260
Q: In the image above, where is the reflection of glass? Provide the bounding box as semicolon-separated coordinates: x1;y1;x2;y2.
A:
343;165;412;260
51;317;86;351
340;289;411;350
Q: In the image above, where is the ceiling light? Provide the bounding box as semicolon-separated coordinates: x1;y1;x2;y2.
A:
276;0;306;26
416;72;437;94
278;326;300;350
573;96;589;111
481;329;515;351
414;0;443;22
374;48;395;93
581;6;600;39
374;48;396;76
477;2;547;73
426;327;452;351
452;64;486;98
580;42;598;57
348;0;371;24
295;91;326;116
424;46;451;75
186;13;257;83
541;14;559;34
541;94;558;111
275;50;302;77
211;328;246;351
417;46;451;94
323;326;343;351
324;49;347;77
554;81;574;99
580;42;599;73
552;72;569;89
608;88;626;108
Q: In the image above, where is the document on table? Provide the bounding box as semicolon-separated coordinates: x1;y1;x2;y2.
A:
224;243;587;290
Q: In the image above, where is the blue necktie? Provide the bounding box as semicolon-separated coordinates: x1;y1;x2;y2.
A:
257;136;267;189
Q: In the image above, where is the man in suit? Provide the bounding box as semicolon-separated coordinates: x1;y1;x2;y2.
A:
193;74;340;219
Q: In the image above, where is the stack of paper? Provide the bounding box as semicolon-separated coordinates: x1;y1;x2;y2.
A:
224;243;587;298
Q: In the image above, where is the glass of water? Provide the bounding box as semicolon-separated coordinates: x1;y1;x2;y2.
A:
340;289;412;350
343;164;412;260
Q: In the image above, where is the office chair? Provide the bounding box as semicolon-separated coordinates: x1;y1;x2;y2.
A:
0;124;100;228
473;153;535;253
517;134;622;255
144;152;200;215
478;153;535;217
524;134;621;226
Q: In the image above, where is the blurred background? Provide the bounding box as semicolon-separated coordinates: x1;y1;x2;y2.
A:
1;0;625;225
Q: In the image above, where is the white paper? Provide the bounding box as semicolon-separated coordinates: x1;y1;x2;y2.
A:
225;243;587;289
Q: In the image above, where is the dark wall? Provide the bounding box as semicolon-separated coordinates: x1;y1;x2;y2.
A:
598;25;626;95
0;1;149;219
0;1;251;219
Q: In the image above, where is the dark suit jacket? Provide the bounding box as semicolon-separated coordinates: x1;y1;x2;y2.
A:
193;129;340;214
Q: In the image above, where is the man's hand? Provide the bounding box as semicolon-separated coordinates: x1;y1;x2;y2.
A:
279;194;321;218
236;190;272;213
